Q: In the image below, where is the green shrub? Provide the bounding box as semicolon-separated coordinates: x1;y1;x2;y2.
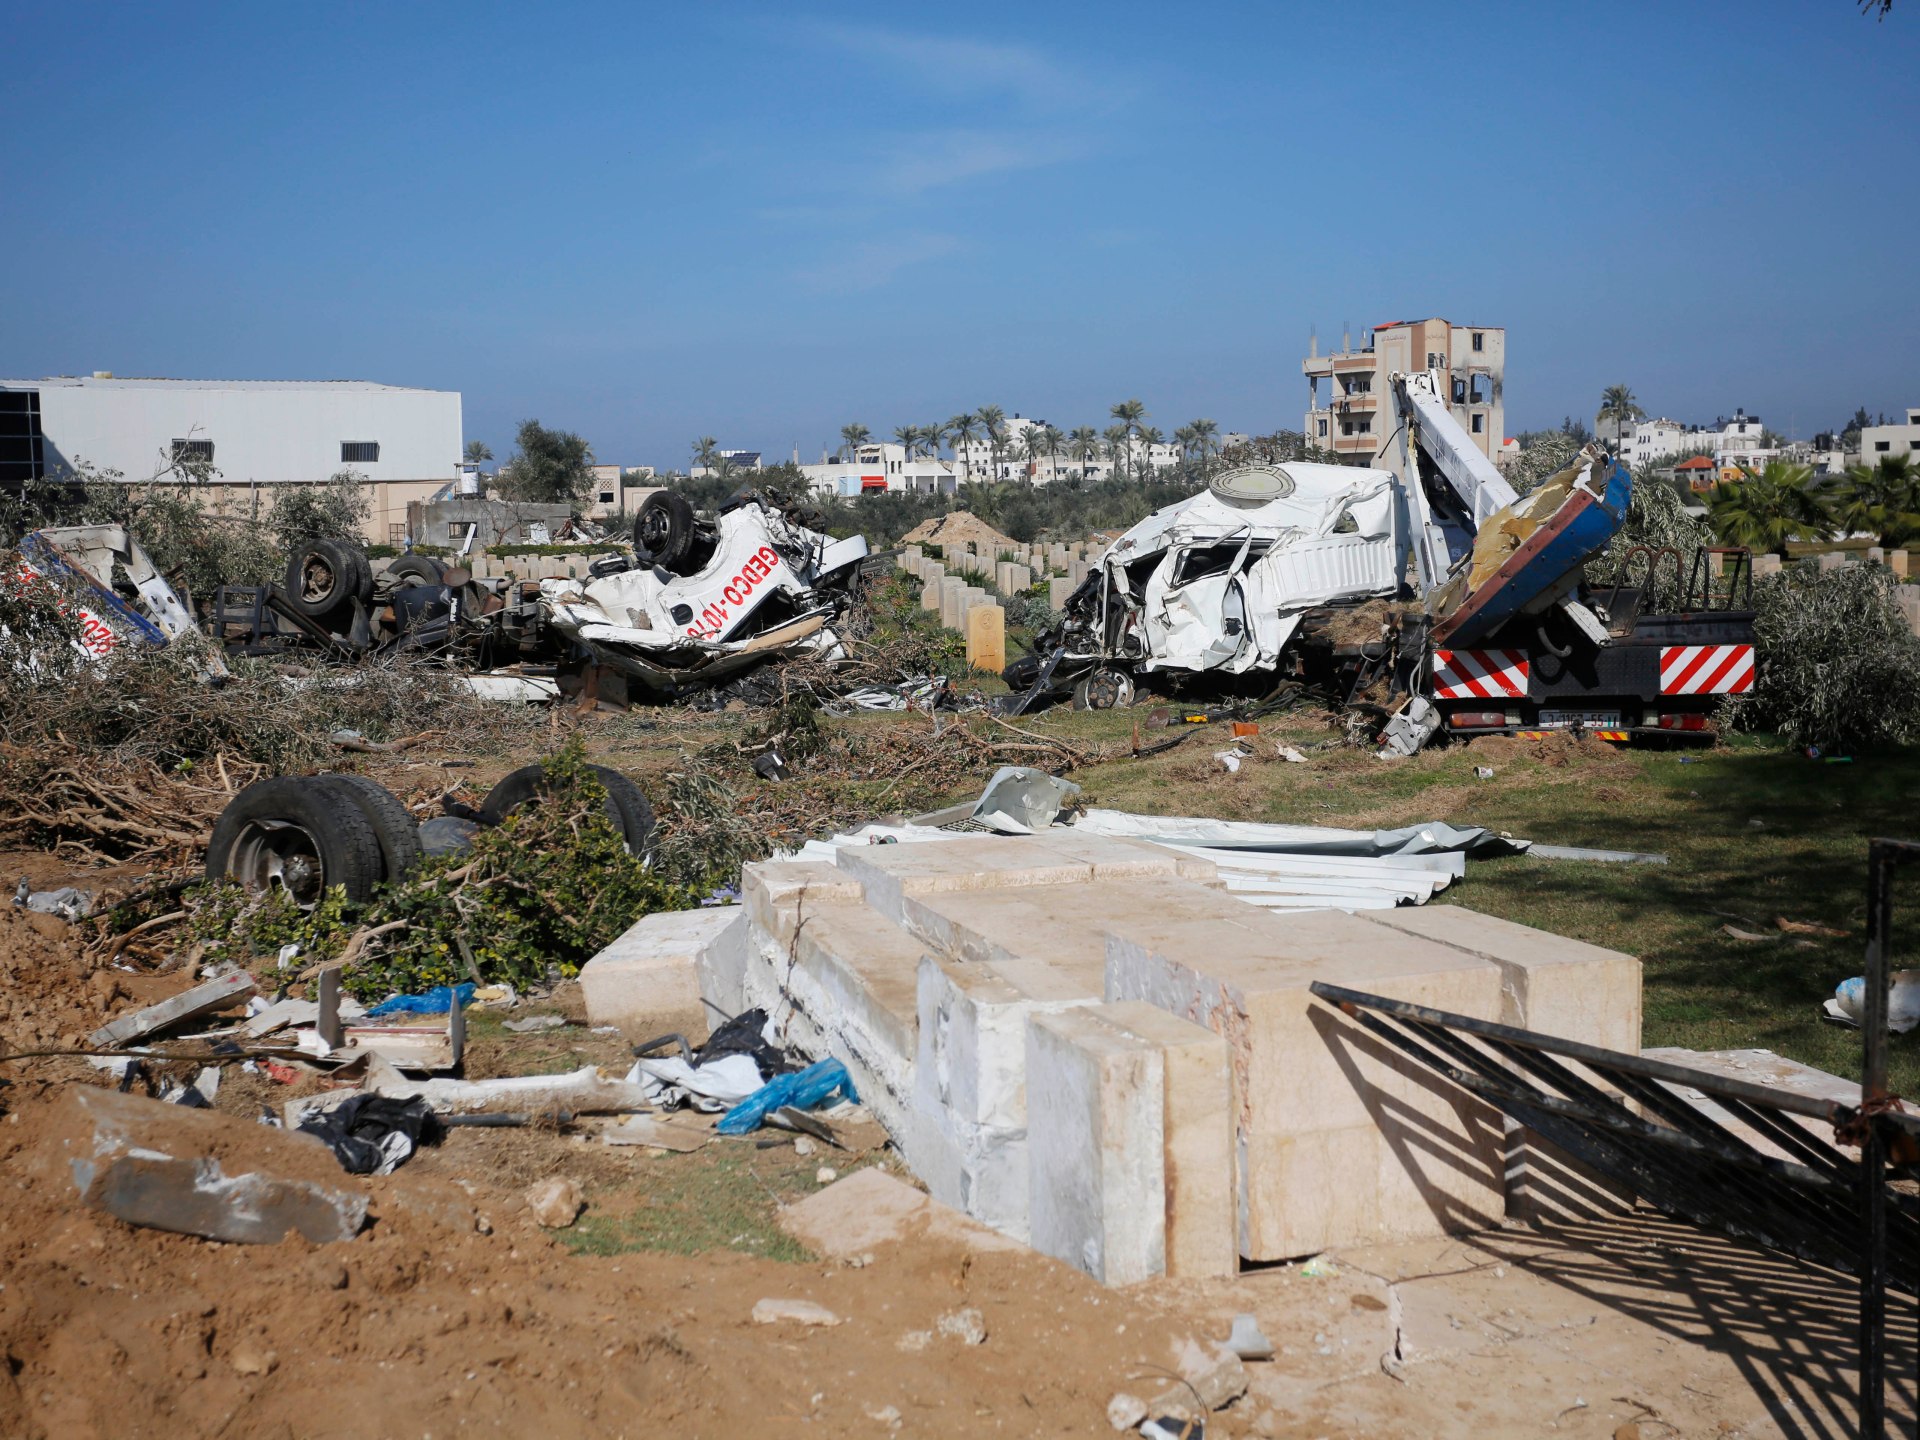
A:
1738;562;1920;752
181;742;701;1000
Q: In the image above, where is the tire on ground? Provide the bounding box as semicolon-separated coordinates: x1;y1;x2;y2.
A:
312;774;423;884
633;492;696;572
205;776;385;905
479;763;655;854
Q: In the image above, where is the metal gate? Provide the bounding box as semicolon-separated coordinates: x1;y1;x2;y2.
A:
1311;840;1920;1436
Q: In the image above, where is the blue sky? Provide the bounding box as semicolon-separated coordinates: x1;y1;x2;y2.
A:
1;2;1915;468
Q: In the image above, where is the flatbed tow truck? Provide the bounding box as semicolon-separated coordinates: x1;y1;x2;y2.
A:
1007;370;1755;749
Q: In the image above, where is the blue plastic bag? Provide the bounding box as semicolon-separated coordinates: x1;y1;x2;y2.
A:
366;983;475;1018
716;1058;859;1136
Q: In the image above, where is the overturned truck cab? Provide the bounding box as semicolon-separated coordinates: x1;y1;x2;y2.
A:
542;489;869;698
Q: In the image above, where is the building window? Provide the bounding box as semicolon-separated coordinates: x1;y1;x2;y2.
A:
341;442;380;464
1877;441;1892;452
171;438;214;463
388;523;406;545
1355;419;1372;436
1341;421;1354;437
0;390;43;485
1472;413;1485;434
598;491;615;505
1471;332;1484;352
1317;419;1328;437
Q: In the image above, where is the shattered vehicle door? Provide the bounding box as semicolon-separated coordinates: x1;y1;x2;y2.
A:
1141;530;1258;673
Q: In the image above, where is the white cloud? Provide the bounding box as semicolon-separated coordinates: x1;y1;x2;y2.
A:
873;129;1084;196
799;23;1114;112
794;232;964;294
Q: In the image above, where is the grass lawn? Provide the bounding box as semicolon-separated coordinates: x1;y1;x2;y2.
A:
1041;709;1920;1097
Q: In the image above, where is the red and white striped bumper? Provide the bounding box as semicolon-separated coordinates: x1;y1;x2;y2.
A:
1659;644;1754;695
1432;648;1529;700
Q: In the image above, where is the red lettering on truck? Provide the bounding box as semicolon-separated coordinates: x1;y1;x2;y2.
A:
687;546;783;637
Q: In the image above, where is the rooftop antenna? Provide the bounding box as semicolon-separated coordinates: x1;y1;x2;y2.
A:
1309;325;1318;360
1342;322;1351;354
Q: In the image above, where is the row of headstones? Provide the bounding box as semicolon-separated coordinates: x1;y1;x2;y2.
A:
894;549;1006;672
897;543;1093;610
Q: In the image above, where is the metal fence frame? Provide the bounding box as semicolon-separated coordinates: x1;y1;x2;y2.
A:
1312;841;1920;1435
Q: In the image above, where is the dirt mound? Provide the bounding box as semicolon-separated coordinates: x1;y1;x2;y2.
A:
0;1080;1219;1438
901;511;1018;554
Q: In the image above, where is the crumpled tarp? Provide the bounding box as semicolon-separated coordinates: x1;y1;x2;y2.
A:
1071;808;1527;858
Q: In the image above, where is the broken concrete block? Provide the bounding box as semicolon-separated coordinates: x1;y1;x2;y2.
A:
752;1297;841;1327
1360;905;1642;1054
1026;1007;1167;1284
579;907;740;1043
1099;1001;1236;1279
1105;908;1505;1260
524;1176;584;1227
41;1086;367;1244
739;896;925;1138
88;970;255;1048
777;1164;1025;1259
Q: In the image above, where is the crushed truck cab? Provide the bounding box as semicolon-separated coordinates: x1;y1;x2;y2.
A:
542;491;868;696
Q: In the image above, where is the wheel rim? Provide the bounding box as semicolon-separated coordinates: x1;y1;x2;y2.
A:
227;819;328;908
1085;669;1131;710
638;509;671;548
298;553;339;605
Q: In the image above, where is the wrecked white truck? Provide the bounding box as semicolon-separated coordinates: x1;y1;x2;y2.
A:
540;489;868;696
1008;369;1756;747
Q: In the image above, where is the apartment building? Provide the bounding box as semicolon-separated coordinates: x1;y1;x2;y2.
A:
1861;407;1920;465
800;442;961;498
1302;318;1505;465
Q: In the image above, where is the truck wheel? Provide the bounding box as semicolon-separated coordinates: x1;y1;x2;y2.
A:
1073;668;1134;711
312;774;423;884
385;554;446;586
480;763;656;855
206;777;384;907
634;492;696;571
286;539;367;619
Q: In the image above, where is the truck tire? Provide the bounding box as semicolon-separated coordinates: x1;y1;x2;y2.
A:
480;763;656;855
286;539;370;620
633;492;696;571
1072;668;1134;711
205;777;385;907
312;774;423;884
385;554;446;586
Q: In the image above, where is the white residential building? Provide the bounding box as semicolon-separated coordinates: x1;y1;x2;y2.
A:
799;442;961;498
1861;407;1920;466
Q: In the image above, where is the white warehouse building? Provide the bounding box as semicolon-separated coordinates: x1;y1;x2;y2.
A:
0;375;464;544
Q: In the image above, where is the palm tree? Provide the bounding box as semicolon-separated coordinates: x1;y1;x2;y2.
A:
692;436;721;473
1172;424;1197;465
1138;425;1167;478
948;412;979;478
1706;461;1829;559
1069;426;1099;479
463;439;492;466
892;425;917;456
1837;455;1920;549
1037;423;1064;484
1019;428;1048;484
1102;424;1131;481
1191;418;1220;468
1597;385;1645;450
838;423;871;460
976;405;1007;480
